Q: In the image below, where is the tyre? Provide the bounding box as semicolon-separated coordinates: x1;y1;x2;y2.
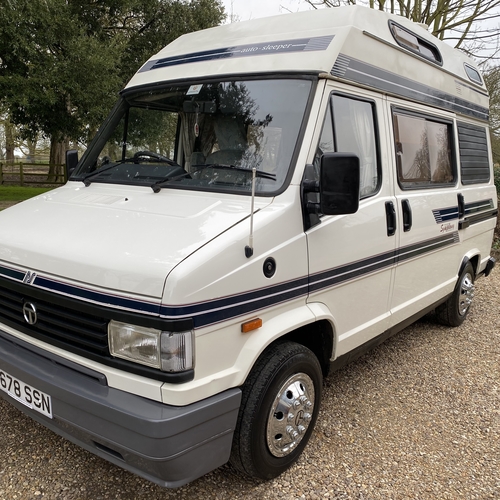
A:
436;261;475;327
230;341;323;480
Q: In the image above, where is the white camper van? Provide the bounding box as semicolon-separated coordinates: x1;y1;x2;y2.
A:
0;6;497;487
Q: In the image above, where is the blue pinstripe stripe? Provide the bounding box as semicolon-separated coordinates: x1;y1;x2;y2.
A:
0;232;461;328
432;199;495;224
139;36;335;73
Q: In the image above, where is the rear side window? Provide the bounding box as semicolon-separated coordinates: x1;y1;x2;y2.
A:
464;64;483;85
457;122;490;184
389;22;442;65
393;110;455;189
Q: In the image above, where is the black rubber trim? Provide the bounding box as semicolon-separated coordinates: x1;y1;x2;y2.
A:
461;209;498;228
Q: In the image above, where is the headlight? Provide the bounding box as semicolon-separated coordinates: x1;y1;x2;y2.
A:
108;320;195;372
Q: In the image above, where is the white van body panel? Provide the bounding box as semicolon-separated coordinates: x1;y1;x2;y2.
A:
161;301;317;405
160;185;310;404
306;83;395;357
0;184;271;299
0;5;496;487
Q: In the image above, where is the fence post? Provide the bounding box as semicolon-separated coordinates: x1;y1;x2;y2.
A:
19;163;24;186
0;163;3;185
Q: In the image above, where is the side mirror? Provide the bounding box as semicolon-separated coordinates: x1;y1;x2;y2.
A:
66;149;79;180
320;153;360;215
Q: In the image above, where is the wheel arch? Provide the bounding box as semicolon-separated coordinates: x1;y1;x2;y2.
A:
245;319;334;380
459;252;480;278
279;320;334;378
234;305;335;387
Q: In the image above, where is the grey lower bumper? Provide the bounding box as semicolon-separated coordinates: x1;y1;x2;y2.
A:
0;330;241;488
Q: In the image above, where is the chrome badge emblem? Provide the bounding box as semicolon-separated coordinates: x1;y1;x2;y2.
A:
23;271;37;285
22;302;38;325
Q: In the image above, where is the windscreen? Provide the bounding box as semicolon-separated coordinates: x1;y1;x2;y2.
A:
73;78;313;195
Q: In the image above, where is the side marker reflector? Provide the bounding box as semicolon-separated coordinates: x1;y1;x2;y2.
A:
241;318;262;333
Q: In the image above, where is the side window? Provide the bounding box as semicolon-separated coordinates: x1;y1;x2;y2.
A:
316;94;380;199
393;110;455;189
331;95;379;198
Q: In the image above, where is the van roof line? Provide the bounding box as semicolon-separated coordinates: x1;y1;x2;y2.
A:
126;6;488;120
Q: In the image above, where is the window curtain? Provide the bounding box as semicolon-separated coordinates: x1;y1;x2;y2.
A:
348;101;377;197
180;114;216;170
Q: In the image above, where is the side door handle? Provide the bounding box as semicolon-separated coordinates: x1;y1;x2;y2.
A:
385;201;396;236
457;193;470;229
458;193;465;219
401;199;412;232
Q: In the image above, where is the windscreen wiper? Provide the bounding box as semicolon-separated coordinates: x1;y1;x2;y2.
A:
204;164;277;181
81;162;121;187
150;165;276;193
151;172;192;193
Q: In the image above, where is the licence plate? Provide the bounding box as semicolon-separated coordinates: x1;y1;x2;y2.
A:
0;368;53;419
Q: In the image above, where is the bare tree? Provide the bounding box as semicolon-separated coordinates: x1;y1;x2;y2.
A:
304;0;500;61
483;66;500;163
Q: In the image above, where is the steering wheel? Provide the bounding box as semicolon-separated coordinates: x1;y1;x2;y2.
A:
133;150;179;166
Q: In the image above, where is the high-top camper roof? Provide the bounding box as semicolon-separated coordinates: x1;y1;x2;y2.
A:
126;6;489;121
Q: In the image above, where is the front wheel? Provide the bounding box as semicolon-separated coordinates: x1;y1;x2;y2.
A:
230;341;323;480
436;261;475;327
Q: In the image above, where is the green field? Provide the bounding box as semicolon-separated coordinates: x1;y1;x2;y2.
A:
0;186;54;203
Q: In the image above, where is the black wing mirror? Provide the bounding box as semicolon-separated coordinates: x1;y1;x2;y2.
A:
320;153;360;215
65;149;79;180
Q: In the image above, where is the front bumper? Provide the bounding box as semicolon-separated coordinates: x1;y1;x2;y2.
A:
0;329;241;488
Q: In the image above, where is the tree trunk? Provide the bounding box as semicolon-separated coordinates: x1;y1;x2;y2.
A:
49;135;69;182
5;121;15;164
27;136;38;162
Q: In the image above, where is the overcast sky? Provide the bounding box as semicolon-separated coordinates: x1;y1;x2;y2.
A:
222;0;313;22
220;1;500;62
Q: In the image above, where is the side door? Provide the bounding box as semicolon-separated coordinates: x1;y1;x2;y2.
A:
306;86;397;358
387;101;462;326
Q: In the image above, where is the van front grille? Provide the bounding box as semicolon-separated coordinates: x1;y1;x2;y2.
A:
0;283;109;356
0;276;194;383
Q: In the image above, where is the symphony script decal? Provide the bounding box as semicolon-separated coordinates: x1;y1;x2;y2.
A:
440;222;455;233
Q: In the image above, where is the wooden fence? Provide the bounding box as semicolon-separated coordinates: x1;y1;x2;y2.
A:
0;162;66;186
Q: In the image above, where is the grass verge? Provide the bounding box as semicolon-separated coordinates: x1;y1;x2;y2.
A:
0;185;54;203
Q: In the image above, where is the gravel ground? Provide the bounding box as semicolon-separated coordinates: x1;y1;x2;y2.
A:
0;272;499;500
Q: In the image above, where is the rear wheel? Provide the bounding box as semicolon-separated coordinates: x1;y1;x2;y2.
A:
230;341;323;480
436;261;475;327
